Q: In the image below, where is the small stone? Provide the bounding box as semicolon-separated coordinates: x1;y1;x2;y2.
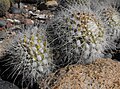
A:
36;10;40;13
0;28;4;31
46;0;58;10
0;20;6;27
35;14;46;20
6;13;13;19
9;7;22;14
33;7;36;11
7;19;14;23
46;0;58;7
23;5;28;8
13;19;21;24
6;21;13;28
24;19;34;25
28;11;34;14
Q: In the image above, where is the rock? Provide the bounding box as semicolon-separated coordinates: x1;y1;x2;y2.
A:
46;0;58;10
0;0;10;17
35;14;46;20
0;20;6;28
36;10;41;13
7;19;14;23
46;0;58;7
28;11;37;17
6;13;14;19
8;7;22;14
13;19;21;24
0;28;4;31
23;19;34;25
6;20;14;28
39;59;120;89
0;78;19;89
7;19;21;25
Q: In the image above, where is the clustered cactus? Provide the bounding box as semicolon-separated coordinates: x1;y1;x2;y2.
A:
3;0;120;88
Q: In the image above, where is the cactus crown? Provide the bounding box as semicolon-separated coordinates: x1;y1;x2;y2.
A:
66;12;104;45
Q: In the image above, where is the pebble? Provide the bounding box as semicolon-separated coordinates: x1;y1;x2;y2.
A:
0;28;4;31
46;0;58;7
28;11;37;16
14;19;21;24
6;19;22;27
36;10;40;13
35;14;46;20
24;19;34;25
46;0;58;10
6;21;13;28
9;7;22;14
32;7;36;11
7;19;14;23
23;5;28;8
0;20;6;27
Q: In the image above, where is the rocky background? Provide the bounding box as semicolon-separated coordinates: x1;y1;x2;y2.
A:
0;0;120;89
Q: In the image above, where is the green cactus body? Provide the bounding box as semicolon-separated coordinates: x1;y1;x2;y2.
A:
48;2;110;64
8;27;53;87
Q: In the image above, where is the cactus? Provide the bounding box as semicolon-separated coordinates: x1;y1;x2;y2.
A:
47;1;112;65
4;26;53;87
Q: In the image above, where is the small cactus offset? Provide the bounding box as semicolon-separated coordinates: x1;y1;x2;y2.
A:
6;26;53;87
